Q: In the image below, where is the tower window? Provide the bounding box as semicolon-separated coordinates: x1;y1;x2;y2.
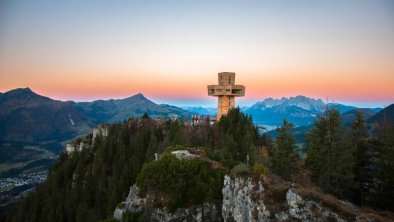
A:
232;89;241;94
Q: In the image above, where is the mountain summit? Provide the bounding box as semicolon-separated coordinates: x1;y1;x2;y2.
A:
75;93;191;123
245;96;326;126
0;88;93;143
252;95;325;111
0;87;52;104
245;96;381;127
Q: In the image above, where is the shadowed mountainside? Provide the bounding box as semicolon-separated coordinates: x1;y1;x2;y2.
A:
0;88;192;144
75;93;191;123
0;88;92;143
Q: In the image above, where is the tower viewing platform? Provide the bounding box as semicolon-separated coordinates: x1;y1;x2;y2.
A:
208;72;245;120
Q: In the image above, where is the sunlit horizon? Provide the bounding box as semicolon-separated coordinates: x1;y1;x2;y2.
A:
1;86;389;109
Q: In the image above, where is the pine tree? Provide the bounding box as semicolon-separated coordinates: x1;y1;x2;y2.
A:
375;127;394;210
142;112;150;119
306;109;355;197
272;119;297;180
145;134;158;161
218;108;259;164
351;111;370;206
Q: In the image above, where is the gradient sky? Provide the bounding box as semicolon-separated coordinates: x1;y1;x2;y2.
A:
0;0;393;107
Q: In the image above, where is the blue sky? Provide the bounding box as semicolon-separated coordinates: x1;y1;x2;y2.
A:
1;0;393;108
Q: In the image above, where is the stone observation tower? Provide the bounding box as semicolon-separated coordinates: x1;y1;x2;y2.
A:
208;72;245;120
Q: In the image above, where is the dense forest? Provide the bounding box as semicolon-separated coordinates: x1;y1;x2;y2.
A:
268;109;394;211
1;108;393;222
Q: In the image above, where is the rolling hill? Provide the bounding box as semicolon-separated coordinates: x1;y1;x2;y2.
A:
367;104;394;126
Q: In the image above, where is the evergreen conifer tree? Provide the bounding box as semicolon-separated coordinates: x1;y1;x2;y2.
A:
306;109;355;197
272;119;297;180
351;111;370;206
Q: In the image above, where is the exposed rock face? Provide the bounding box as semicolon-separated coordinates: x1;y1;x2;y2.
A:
284;189;346;222
92;124;109;144
115;175;391;222
65;140;89;154
114;184;222;222
65;144;77;153
66;125;109;154
222;175;269;222
222;176;353;222
113;185;146;220
171;150;198;160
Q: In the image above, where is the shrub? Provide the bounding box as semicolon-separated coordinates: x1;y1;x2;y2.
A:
252;163;268;178
136;154;225;211
230;163;250;177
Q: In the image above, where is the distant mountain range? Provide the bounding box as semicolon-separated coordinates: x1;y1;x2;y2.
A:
1;89;388;145
75;93;191;124
1;89;390;140
0;88;192;144
0;88;92;143
341;108;377;125
181;107;217;116
244;95;382;127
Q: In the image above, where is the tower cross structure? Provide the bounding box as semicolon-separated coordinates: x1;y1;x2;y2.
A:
208;72;245;121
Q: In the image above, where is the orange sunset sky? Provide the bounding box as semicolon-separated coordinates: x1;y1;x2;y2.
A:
0;0;393;107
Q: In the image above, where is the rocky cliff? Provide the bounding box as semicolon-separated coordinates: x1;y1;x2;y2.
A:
114;173;392;222
113;185;222;222
222;174;391;222
221;175;347;222
65;124;109;154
